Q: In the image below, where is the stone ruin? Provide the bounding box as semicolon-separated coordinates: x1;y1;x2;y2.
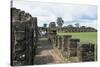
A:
80;43;96;61
48;22;57;48
11;8;38;66
11;7;97;66
48;22;96;62
56;35;81;62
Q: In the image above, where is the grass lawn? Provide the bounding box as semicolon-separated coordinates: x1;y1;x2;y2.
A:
57;32;97;44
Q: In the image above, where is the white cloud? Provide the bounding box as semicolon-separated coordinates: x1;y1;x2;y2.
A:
64;20;97;29
13;0;97;28
37;16;56;27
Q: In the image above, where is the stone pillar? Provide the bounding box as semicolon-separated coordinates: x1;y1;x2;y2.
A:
57;35;62;49
62;35;72;52
61;35;72;60
52;33;57;48
55;35;58;47
32;17;38;58
69;39;80;62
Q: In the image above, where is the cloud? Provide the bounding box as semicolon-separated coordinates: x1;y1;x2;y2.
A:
64;20;97;29
13;0;97;28
37;16;56;27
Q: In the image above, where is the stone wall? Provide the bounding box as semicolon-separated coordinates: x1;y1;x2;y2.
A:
80;43;95;61
11;8;38;66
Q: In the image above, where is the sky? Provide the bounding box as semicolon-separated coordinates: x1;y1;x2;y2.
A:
12;0;97;29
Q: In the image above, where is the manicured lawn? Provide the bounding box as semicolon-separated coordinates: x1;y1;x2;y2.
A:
57;32;97;44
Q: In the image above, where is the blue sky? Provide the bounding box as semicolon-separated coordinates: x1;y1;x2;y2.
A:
13;0;97;29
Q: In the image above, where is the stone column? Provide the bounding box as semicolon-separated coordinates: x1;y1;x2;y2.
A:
62;35;72;52
55;35;58;47
57;35;62;49
61;35;72;59
69;39;80;62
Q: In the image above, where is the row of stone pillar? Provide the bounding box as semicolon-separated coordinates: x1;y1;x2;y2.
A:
54;35;80;62
52;35;95;62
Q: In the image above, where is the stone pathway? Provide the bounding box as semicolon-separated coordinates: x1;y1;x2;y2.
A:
34;38;65;65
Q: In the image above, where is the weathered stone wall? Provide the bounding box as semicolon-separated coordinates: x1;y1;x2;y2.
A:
11;8;38;66
80;43;95;61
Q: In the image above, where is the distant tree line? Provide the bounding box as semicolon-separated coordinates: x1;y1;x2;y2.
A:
60;25;97;32
39;24;97;33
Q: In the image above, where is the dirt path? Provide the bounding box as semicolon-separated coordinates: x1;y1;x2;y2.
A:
34;38;65;65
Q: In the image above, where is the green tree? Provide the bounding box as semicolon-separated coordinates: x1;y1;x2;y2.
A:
43;23;47;28
43;23;47;31
67;25;74;28
75;23;80;28
75;23;80;32
57;17;64;32
67;25;74;32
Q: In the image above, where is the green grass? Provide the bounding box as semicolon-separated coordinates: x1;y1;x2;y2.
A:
57;32;97;44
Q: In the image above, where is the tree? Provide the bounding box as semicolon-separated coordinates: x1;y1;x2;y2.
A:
75;23;80;32
75;23;80;28
43;23;47;28
43;23;47;31
67;25;74;32
67;25;74;28
80;26;86;32
56;17;64;32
